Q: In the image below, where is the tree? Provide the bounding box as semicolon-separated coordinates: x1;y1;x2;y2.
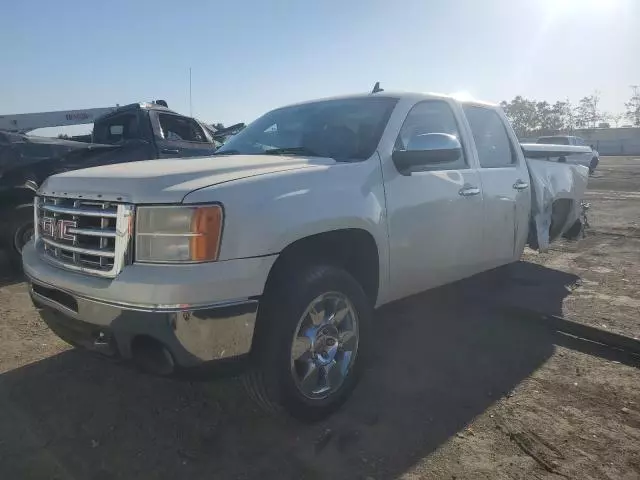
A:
575;92;602;128
608;113;624;128
625;85;640;127
537;101;570;134
500;96;538;138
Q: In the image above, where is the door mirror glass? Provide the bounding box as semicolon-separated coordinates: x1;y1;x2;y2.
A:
392;133;462;174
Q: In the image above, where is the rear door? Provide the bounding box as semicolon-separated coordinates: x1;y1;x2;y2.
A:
462;105;531;267
382;99;485;301
152;112;218;158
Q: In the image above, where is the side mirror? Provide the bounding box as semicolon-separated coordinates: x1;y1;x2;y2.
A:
392;133;462;175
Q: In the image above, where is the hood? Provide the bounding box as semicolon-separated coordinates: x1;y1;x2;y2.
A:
0;131;110;175
39;155;332;203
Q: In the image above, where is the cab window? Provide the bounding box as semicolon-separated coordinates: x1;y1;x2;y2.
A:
463;106;517;168
393;100;466;171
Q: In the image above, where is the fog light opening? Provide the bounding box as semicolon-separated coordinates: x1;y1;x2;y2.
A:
131;336;175;376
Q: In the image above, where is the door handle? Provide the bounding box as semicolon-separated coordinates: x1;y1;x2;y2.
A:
513;180;529;191
458;186;481;197
161;148;180;155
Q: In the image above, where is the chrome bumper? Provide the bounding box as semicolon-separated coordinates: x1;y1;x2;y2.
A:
28;277;258;368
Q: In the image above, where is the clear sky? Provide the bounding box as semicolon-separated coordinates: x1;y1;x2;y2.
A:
2;0;638;135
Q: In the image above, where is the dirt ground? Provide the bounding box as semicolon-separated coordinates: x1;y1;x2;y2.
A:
0;157;638;480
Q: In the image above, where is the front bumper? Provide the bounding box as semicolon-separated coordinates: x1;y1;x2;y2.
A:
29;277;258;369
22;240;276;371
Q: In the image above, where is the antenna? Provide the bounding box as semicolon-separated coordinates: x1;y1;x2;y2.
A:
371;82;384;94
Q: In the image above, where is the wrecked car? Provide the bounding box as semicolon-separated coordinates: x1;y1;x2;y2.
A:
1;101;222;267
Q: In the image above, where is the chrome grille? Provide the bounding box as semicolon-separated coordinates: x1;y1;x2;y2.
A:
35;196;134;277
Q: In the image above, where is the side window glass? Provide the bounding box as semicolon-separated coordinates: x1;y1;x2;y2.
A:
159;114;208;143
394;100;466;170
463;106;516;168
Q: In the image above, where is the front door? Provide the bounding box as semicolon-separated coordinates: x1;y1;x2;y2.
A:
382;99;485;302
462;105;531;268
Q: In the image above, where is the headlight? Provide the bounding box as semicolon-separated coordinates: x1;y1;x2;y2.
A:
135;205;223;263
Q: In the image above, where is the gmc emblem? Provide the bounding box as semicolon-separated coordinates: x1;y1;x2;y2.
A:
41;218;77;242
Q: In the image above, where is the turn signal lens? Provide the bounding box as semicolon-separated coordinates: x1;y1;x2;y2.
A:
190;206;223;261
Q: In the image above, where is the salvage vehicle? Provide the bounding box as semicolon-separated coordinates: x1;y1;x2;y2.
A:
0;101;222;267
22;91;589;420
532;135;599;173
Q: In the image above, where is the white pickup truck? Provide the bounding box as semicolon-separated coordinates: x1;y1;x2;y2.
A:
526;135;599;174
22;92;588;420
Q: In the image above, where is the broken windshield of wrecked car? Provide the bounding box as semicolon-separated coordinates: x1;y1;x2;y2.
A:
215;96;398;161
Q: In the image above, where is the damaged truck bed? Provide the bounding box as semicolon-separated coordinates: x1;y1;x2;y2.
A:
523;150;589;251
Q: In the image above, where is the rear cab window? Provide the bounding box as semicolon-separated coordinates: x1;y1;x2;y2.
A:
93;112;139;144
463;105;517;168
537;136;570;145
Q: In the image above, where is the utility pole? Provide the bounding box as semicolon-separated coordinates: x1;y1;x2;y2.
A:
189;67;193;117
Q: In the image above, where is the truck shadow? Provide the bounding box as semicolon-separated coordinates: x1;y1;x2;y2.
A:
0;262;627;479
0;267;24;288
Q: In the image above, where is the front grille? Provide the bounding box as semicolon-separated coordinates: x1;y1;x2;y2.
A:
35;196;134;277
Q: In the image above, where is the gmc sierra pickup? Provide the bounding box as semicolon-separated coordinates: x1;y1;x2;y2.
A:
22;92;588;420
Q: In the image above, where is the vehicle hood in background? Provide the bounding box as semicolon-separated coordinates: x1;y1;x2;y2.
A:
39;155;333;203
0;130;118;186
525;158;589;251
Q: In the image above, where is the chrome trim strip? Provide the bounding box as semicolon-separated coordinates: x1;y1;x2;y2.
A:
41;237;116;257
41;204;118;218
27;276;258;314
68;227;117;238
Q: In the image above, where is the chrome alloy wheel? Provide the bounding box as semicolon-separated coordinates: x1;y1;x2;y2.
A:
290;292;359;399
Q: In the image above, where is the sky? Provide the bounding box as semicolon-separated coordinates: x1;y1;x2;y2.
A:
2;0;639;136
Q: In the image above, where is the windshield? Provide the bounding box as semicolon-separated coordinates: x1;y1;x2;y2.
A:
537;136;570;145
216;97;398;161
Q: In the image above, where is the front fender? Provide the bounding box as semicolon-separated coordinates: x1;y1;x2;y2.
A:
183;159;389;262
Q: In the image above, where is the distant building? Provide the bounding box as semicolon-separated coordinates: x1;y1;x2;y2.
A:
522;127;640;156
573;127;640;156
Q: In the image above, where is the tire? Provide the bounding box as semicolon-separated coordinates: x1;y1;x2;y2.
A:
4;203;35;270
243;264;372;421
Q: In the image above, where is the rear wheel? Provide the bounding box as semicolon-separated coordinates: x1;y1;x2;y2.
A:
243;264;371;421
4;204;34;270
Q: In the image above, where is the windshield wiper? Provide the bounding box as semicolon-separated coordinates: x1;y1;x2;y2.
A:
264;147;323;157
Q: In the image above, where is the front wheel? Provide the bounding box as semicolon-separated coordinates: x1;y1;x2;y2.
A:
4;204;35;270
243;265;371;421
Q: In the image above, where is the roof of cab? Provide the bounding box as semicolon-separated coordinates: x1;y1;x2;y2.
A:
97;102;177;121
278;91;499;109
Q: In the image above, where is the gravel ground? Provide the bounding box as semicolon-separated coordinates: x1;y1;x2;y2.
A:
0;156;638;479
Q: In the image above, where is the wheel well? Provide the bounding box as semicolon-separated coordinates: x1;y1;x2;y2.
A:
264;229;380;305
0;188;36;208
549;199;573;240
